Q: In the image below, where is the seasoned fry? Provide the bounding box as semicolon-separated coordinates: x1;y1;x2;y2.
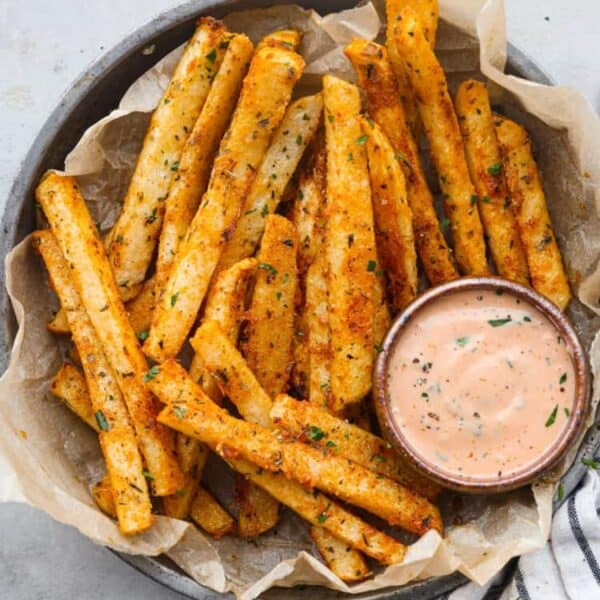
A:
495;115;571;310
36;174;182;497
345;39;457;285
190;486;236;539
33;229;153;533
51;362;99;431
91;475;117;519
270;395;440;499
323;75;376;411
372;265;392;357
455;81;529;284
154;34;255;296
393;11;488;276
237;476;280;538
144;44;305;362
125;275;157;338
191;320;273;427
256;29;301;51
150;360;443;535
361;117;418;311
240;215;299;397
66;343;82;368
388;0;439;46
107;18;229;294
47;308;69;334
310;527;370;582
229;458;406;564
215;93;322;273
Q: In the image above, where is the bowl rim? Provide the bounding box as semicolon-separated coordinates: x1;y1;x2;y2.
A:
0;0;589;598
374;276;591;494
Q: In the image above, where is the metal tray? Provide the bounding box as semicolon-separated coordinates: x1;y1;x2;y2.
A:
1;1;598;599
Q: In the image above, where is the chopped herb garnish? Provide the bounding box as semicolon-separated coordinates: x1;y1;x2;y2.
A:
170;291;179;307
174;405;187;420
394;152;411;168
258;262;278;276
372;454;386;463
456;337;469;347
325;440;337;448
302;113;309;120
142;470;155;480
488;317;511;327
276;291;282;300
481;196;491;203
144;365;160;382
317;512;329;523
261;204;269;217
523;315;532;322
487;162;503;176
421;392;429;399
440;217;451;230
470;194;479;205
559;373;567;385
170;161;180;172
374;342;383;353
545;404;558;427
356;134;369;145
327;114;334;123
564;407;571;417
137;330;149;342
557;482;564;501
309;425;325;441
347;153;353;161
582;457;600;469
205;49;218;62
296;134;303;145
367;260;377;272
95;410;109;431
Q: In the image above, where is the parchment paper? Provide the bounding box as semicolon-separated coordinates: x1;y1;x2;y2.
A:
2;1;600;598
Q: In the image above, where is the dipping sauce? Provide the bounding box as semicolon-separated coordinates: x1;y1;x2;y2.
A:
387;288;576;481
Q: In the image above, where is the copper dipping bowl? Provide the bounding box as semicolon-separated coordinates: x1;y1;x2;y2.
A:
373;276;591;494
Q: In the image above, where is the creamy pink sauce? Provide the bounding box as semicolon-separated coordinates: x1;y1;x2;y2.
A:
387;289;575;480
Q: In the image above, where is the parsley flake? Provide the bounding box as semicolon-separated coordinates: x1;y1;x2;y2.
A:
144;365;160;382
545;404;558;427
95;410;109;432
309;425;325;441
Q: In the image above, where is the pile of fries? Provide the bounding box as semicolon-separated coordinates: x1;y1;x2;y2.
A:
32;0;570;584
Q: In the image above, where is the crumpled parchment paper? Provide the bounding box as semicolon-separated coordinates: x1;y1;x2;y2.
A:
2;1;600;598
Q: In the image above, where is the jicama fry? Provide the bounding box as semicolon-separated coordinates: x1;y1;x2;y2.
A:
361;117;418;311
47;308;69;334
125;275;157;338
216;94;322;273
372;265;392;357
91;475;117;519
237;475;280;538
256;29;301;51
388;0;439;46
150;360;443;535
154;34;254;296
36;174;182;497
345;39;457;285
310;527;370;582
144;43;305;362
190;486;236;539
33;229;153;533
51;362;98;431
323;75;376;412
229;458;406;565
393;10;488;276
495;115;571;310
240;215;299;397
270;395;441;499
455;81;529;285
191;320;273;428
107;18;228;294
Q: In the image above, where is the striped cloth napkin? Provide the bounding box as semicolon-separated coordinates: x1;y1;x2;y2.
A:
440;466;600;599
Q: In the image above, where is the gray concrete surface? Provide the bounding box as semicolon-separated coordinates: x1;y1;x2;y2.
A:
1;1;599;598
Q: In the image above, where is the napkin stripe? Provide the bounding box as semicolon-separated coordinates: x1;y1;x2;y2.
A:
567;492;600;584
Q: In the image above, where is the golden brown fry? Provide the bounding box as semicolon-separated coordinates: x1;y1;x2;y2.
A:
190;486;236;539
191;320;273;428
125;276;157;338
51;362;99;431
229;458;406;564
237;476;280;538
345;39;457;285
150;361;443;535
388;0;439;46
255;29;301;51
241;215;299;397
154;34;254;296
215;93;322;273
47;308;69;334
36;174;182;497
495;115;571;310
144;45;305;362
361;117;418;311
107;18;229;294
67;343;82;367
91;475;117;519
393;11;488;276
372;265;392;357
33;229;153;533
323;75;376;411
455;81;529;284
310;527;371;583
271;395;440;499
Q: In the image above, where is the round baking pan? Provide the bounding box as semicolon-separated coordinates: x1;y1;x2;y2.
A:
1;1;598;599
